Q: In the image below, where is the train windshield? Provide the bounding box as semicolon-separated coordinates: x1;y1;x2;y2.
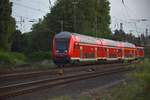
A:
55;39;69;51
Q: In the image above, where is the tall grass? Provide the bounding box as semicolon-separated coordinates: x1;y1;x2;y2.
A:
109;59;150;100
85;59;150;100
28;51;51;62
134;59;150;99
0;51;27;65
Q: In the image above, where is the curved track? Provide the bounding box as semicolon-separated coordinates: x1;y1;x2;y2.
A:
0;63;135;99
0;63;132;80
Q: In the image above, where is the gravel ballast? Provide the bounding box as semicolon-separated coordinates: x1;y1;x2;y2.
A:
6;72;127;100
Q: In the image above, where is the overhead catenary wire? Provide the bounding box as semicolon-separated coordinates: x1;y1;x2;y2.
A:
119;0;141;36
12;12;39;32
13;15;37;22
13;2;47;13
12;0;49;32
13;11;39;22
122;0;125;5
49;0;52;9
12;0;47;8
111;16;145;35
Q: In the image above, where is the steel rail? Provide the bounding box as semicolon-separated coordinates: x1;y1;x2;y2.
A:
0;63;129;80
0;66;133;99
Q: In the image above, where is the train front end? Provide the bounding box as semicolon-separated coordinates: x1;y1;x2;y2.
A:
52;32;73;67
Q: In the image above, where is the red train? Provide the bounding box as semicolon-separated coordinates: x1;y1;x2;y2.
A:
52;32;144;67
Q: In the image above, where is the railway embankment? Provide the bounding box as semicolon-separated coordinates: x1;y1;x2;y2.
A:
0;60;147;100
0;51;54;72
104;59;150;100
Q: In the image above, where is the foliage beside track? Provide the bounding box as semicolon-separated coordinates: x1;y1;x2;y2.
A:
0;0;16;51
144;46;150;58
0;51;27;65
0;51;55;70
134;59;150;99
99;59;150;100
28;51;51;62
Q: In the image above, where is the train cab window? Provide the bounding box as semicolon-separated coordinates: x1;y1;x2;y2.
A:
55;39;69;51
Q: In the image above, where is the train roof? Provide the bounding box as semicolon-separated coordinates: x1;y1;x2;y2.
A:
73;33;98;44
55;32;71;39
136;46;144;49
121;42;136;48
100;39;118;47
55;32;136;48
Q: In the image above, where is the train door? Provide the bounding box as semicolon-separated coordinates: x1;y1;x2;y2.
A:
138;49;140;57
80;46;83;59
135;48;139;58
107;48;109;59
73;43;80;58
97;47;104;59
95;47;97;59
103;47;107;59
122;47;124;59
118;48;122;59
109;47;113;59
133;48;136;58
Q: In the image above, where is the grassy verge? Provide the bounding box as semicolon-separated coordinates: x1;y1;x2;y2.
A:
0;51;27;70
95;59;150;100
0;51;27;64
0;51;56;70
28;51;51;62
24;60;56;70
49;96;92;100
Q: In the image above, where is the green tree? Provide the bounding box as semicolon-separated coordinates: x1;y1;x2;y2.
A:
113;29;126;41
0;0;16;51
20;32;32;54
29;0;111;52
30;19;55;52
47;0;111;37
11;30;22;52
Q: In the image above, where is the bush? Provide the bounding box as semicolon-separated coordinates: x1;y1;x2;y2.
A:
0;51;27;64
106;59;150;100
144;46;150;58
29;51;51;61
134;59;150;99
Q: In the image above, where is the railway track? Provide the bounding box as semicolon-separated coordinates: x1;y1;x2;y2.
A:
0;63;133;80
0;64;134;99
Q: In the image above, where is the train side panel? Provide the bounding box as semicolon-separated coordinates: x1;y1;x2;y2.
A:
136;47;144;58
52;32;144;66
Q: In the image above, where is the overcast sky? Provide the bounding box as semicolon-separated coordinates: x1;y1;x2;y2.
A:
11;0;150;36
109;0;150;36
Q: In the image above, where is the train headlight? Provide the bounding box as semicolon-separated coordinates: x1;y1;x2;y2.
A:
64;50;67;53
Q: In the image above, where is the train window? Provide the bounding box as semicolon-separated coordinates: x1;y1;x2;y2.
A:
104;48;107;52
118;49;122;52
74;43;79;49
98;47;101;51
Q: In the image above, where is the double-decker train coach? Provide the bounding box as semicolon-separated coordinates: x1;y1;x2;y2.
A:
135;46;144;58
52;32;144;67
